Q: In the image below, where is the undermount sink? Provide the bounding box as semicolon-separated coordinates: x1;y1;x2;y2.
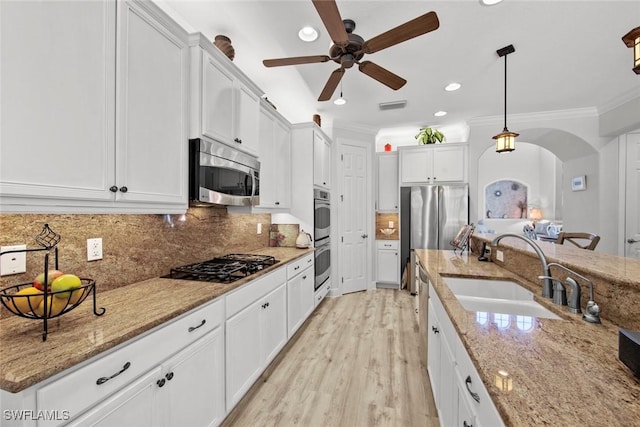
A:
443;277;561;319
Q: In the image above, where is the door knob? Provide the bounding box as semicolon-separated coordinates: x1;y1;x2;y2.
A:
361;234;368;239
628;238;639;244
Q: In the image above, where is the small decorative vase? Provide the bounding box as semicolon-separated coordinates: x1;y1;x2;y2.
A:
384;143;392;152
213;35;235;61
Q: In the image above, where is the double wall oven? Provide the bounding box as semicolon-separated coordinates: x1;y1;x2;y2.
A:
313;188;330;291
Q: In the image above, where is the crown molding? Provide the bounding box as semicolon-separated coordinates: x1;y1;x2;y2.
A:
468;107;599;127
598;85;640;115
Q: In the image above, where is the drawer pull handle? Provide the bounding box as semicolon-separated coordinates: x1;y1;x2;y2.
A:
157;378;166;387
188;319;206;332
465;376;480;402
294;266;300;270
463;421;473;427
165;372;174;381
307;258;312;263
302;275;307;280
431;326;439;334
96;362;131;385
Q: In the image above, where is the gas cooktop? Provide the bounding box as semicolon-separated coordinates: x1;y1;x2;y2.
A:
165;254;278;283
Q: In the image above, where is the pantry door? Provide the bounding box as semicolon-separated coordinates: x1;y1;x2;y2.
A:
340;141;370;294
625;132;640;259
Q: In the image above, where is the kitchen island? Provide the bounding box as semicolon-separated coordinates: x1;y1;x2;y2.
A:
416;248;640;426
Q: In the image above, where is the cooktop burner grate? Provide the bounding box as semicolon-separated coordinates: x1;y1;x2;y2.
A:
166;254;277;283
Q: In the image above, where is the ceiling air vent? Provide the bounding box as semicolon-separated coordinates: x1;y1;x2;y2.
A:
378;100;407;111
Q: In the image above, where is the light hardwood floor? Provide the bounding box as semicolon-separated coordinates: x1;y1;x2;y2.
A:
222;289;439;427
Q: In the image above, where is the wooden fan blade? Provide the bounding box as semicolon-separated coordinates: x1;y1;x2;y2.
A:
361;11;439;54
263;55;331;67
318;68;345;101
312;0;349;48
358;61;406;90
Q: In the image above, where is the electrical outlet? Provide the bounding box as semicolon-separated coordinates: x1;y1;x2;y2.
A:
485;246;492;256
0;244;27;276
257;223;262;234
496;249;504;262
87;238;103;261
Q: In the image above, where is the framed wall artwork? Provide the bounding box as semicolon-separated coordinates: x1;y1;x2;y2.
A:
571;175;586;191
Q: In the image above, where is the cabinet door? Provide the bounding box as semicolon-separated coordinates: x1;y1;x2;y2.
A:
225;300;261;411
377;153;399;211
273;119;292;207
300;266;315;320
287;273;304;337
202;52;234;144
433;145;465;182
162;328;225;427
427;299;441;407
261;283;287;367
400;149;433;183
0;0;116;202
258;108;276;207
116;1;188;205
457;383;477;427
313;132;331;188
376;249;399;284
235;83;260;157
67;367;161;427
438;332;457;427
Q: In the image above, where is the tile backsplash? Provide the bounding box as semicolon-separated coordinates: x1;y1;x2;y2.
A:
0;209;270;292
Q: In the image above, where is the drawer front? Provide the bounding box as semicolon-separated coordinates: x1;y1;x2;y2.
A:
314;279;330;307
37;299;224;426
454;334;505;427
286;253;314;279
376;240;398;250
226;267;287;318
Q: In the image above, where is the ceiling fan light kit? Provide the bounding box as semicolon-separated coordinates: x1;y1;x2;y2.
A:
262;0;439;102
622;26;640;75
493;44;518;153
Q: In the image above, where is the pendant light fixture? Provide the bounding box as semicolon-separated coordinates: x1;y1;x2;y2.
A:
493;44;518;153
622;26;640;75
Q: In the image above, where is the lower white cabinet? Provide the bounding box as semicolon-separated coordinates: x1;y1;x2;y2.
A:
376;240;399;285
427;283;504;427
225;269;287;412
68;328;224;427
287;254;314;337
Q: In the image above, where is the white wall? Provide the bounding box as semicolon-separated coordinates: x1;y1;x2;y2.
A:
562;153;600;240
597;138;621;254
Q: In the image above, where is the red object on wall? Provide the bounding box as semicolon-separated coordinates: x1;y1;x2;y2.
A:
384;143;392;152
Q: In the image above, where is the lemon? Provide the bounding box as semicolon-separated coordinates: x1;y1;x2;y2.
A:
67;288;84;305
34;296;67;318
12;287;44;315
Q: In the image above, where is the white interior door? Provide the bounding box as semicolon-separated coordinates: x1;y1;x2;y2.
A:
340;142;369;294
625;132;640;259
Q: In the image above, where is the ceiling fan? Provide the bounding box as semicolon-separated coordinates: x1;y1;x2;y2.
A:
262;0;440;102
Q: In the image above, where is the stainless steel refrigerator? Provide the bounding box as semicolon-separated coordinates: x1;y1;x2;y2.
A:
400;185;469;292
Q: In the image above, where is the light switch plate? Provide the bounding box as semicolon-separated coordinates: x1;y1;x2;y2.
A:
0;244;27;276
496;250;504;262
87;238;103;261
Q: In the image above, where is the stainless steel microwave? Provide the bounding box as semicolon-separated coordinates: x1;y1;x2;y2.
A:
189;138;260;207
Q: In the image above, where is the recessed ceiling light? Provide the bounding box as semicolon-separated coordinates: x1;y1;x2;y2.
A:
298;26;318;42
445;82;461;91
434;111;447;117
334;97;347;106
480;0;504;5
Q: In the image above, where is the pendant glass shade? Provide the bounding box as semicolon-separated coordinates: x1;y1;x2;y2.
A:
622;26;640;75
493;129;518;153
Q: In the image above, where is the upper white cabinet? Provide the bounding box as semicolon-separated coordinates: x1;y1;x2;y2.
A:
376;152;399;211
0;0;189;213
190;33;261;158
399;144;467;185
258;103;291;209
314;131;332;189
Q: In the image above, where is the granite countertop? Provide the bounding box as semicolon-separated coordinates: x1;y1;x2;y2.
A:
416;249;640;426
0;247;313;393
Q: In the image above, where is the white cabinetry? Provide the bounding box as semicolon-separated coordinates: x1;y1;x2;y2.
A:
376;152;399;211
0;0;189;213
399;144;467;185
314;132;332;189
190;33;261;157
225;268;287;412
376;240;399;286
258;103;291;209
286;254;315;337
291;123;333;230
428;283;504;427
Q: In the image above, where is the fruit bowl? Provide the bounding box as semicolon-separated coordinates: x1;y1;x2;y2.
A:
0;279;96;320
380;228;396;236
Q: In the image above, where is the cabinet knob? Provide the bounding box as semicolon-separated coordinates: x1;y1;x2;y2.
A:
165;372;174;381
275;201;280;205
302;275;307;280
234;138;242;144
119;186;128;193
109;186;118;193
157;378;166;388
432;326;439;334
